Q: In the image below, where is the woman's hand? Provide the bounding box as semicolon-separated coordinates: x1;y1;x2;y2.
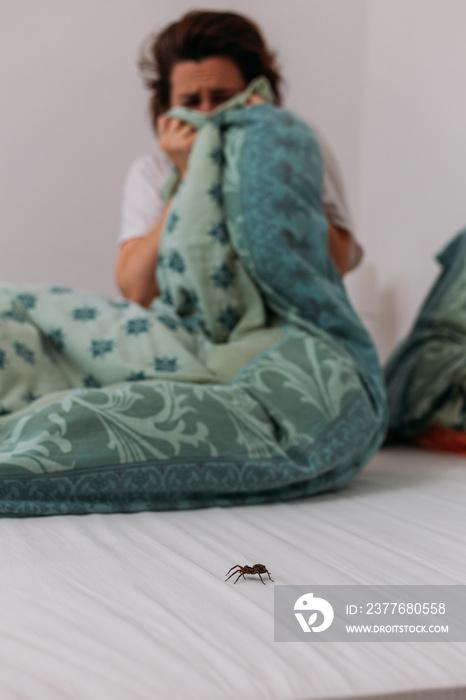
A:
157;94;262;176
157;115;197;179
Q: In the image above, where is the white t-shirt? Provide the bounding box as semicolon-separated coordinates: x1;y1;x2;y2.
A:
119;131;363;270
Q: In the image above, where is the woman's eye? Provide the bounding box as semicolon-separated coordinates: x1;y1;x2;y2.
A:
183;97;200;107
213;93;233;104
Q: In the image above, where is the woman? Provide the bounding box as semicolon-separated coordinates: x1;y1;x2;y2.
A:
115;10;362;308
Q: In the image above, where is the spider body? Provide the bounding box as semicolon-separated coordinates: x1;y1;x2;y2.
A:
225;563;274;585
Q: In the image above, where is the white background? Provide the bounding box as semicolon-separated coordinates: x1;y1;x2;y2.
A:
1;0;466;360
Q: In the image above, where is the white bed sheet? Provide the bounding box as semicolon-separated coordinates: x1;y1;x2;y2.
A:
1;446;466;700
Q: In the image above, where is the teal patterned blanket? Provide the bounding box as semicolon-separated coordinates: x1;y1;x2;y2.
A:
386;228;466;435
0;81;387;516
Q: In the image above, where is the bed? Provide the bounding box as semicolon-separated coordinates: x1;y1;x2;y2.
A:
1;81;464;699
2;445;466;700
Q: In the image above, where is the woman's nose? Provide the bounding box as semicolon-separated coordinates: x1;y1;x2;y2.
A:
197;98;214;113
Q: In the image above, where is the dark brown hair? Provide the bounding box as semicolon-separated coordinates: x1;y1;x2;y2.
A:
139;10;283;131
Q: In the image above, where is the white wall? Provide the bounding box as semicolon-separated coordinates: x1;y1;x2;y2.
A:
0;0;366;296
357;0;466;359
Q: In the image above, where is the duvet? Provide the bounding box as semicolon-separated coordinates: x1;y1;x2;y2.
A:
0;79;387;516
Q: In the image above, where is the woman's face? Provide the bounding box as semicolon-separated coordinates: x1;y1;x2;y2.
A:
169;56;246;112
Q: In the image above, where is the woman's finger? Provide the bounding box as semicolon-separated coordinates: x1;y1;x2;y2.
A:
247;94;265;106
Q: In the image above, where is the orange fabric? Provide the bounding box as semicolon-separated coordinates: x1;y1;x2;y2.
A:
415;425;466;455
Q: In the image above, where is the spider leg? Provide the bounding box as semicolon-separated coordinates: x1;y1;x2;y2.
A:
225;572;236;581
234;571;246;584
225;564;242;581
266;571;274;582
258;572;266;585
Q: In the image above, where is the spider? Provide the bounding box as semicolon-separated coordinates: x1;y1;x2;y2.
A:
225;564;274;585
